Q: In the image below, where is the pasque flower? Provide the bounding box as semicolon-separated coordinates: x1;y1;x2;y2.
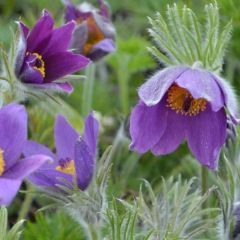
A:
130;65;238;169
63;0;116;61
23;113;99;190
14;10;90;93
0;103;50;205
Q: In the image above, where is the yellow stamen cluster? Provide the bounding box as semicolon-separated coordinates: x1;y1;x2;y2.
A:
55;160;76;175
167;84;207;116
32;53;46;78
0;148;5;176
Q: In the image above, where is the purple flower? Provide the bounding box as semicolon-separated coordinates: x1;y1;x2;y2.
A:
130;66;239;170
63;0;116;61
0;103;50;206
15;10;90;93
23;113;99;191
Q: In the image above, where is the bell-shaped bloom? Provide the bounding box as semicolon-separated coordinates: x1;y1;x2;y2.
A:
24;113;99;191
14;10;90;93
0;104;50;206
63;0;116;61
130;66;239;170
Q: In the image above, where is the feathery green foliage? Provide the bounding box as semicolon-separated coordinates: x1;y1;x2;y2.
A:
0;207;24;240
148;3;232;72
121;177;219;240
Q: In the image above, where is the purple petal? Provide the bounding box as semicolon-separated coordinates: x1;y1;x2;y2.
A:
97;0;110;18
212;73;239;121
93;38;115;52
83;113;99;156
0;104;27;170
40;21;76;57
44;52;90;83
186;105;227;170
130;100;168;154
175;68;224;112
55;82;74;93
15;22;29;76
64;1;81;22
19;22;29;38
152;108;186;155
55;115;79;160
23;140;57;168
20;62;44;84
93;13;115;39
29;169;73;189
88;39;115;61
27;10;54;53
74;138;94;190
3;155;52;179
139;66;188;106
0;178;21;206
70;23;88;54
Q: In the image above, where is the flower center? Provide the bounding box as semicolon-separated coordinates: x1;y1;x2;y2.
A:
33;53;46;78
167;84;207;116
78;15;105;55
26;52;46;78
55;158;76;175
0;148;5;176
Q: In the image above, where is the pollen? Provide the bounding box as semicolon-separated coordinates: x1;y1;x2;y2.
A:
32;53;46;78
167;84;207;116
0;148;5;176
55;159;76;175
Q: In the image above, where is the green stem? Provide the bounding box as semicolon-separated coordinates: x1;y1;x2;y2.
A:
117;59;130;115
81;64;96;117
201;166;208;208
17;183;34;221
89;224;100;240
82;222;100;240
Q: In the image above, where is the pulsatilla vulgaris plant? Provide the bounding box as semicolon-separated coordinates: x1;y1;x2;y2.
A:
24;113;99;191
63;0;116;61
130;3;239;169
23;112;113;238
0;9;90;106
15;10;90;92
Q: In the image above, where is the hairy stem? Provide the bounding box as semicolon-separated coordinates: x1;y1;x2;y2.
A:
82;64;96;117
201;166;208;207
17;182;34;221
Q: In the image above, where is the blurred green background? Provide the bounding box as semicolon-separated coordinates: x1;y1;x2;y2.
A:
0;0;240;239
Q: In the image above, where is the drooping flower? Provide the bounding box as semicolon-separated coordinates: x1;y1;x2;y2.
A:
63;0;116;61
24;113;99;190
14;10;90;93
0;103;50;205
130;65;239;170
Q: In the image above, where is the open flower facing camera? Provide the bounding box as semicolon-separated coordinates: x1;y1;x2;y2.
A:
63;0;116;61
15;10;90;93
